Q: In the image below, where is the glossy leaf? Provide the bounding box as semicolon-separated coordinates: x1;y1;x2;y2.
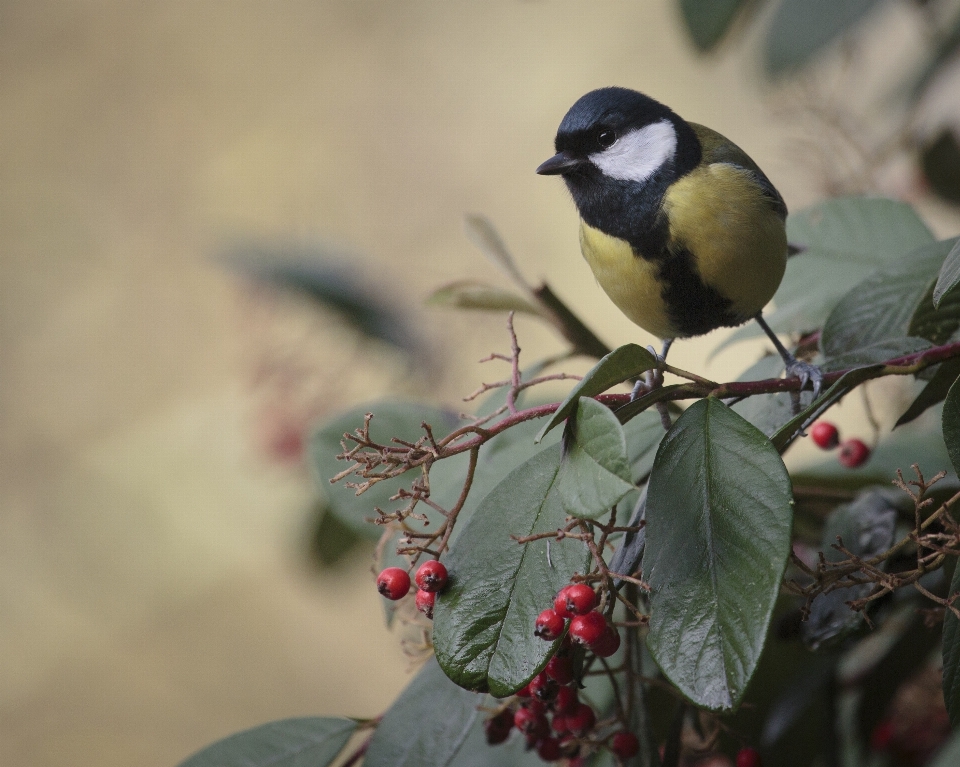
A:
309;402;463;537
821;240;954;360
177;717;356;767
910;266;960;345
556;399;636;518
425;280;543;316
433;445;591;696
537;344;658;441
365;657;483;767
678;0;748;51
895;358;960;428
944;376;960;477
801;491;897;649
943;561;960;728
714;197;933;353
764;0;885;76
645;399;793;710
934;238;960;308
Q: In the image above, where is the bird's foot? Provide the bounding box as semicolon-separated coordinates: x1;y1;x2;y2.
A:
630;345;666;402
785;358;824;401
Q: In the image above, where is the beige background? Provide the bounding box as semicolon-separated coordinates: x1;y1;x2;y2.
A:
2;2;959;765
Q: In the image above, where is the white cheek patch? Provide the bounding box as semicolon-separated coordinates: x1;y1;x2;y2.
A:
589;120;678;184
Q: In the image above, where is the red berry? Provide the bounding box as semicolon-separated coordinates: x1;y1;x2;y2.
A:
736;746;762;767
484;709;514;745
554;586;575;619
810;421;840;450
611;731;641;759
545;654;574;685
869;718;895;752
566;703;597;736
515;682;532;698
551;713;569;734
535;608;566;640
414;560;448;592
537;736;562;762
415;589;435;619
376;567;410;600
561;584;597;615
569;611;607;645
514;706;548;737
838;438;870;468
590;626;621;658
529;671;559;703
552;685;578;714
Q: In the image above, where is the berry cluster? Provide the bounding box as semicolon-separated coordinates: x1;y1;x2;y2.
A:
376;559;449;619
482;582;638;762
810;421;870;468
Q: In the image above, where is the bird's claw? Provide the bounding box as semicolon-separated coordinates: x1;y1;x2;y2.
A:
786;359;824;401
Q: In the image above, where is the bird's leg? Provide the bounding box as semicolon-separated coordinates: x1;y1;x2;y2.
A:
754;313;823;400
630;338;674;430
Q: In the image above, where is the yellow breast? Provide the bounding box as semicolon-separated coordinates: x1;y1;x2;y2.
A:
579;221;678;339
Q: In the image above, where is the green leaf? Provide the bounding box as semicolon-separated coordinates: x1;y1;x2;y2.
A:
556;399;636;519
801;491;897;649
764;0;886;76
821;337;931;372
910;266;960;344
731;355;808;438
944;376;960;477
364;657;483;767
934;238;960;308
177;717;356;767
820;240;955;360
309;402;463;537
425;280;544;316
537;344;658;442
433;444;591;696
678;0;748;51
895;358;960;428
308;502;369;568
943;561;960;728
712;197;934;354
931;731;960;767
770;366;882;453
644;399;793;710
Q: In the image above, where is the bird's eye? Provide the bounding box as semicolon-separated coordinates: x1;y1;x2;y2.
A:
597;129;617;149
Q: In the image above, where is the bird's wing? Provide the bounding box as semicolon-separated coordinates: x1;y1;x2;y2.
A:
689;123;788;221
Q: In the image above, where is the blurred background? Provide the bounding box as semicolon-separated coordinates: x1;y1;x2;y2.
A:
3;1;960;765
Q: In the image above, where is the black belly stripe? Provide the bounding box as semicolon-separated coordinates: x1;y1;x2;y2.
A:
648;245;742;338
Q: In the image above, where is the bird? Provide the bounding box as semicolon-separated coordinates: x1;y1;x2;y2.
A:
537;86;821;399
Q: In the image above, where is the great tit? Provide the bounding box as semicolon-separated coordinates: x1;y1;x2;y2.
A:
537;87;821;396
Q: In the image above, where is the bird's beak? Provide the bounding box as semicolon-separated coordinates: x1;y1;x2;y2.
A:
536;151;582;175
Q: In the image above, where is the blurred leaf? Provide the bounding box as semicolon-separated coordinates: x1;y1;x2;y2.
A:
771;366;882;453
645;399;793;710
934;238;960;307
943;561;960;727
944;376;960;477
895;358;960;428
433;444;591;696
425;280;544;316
537;344;658;442
764;0;886;76
821;240;956;360
678;0;749;51
447;706;547;767
464;215;531;292
365;657;483;767
801;491;897;649
713;197;933;353
821;337;931;371
224;245;422;356
921;129;960;204
556;398;636;519
308;501;369;568
309;402;464;538
177;717;356;767
931;731;960;767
